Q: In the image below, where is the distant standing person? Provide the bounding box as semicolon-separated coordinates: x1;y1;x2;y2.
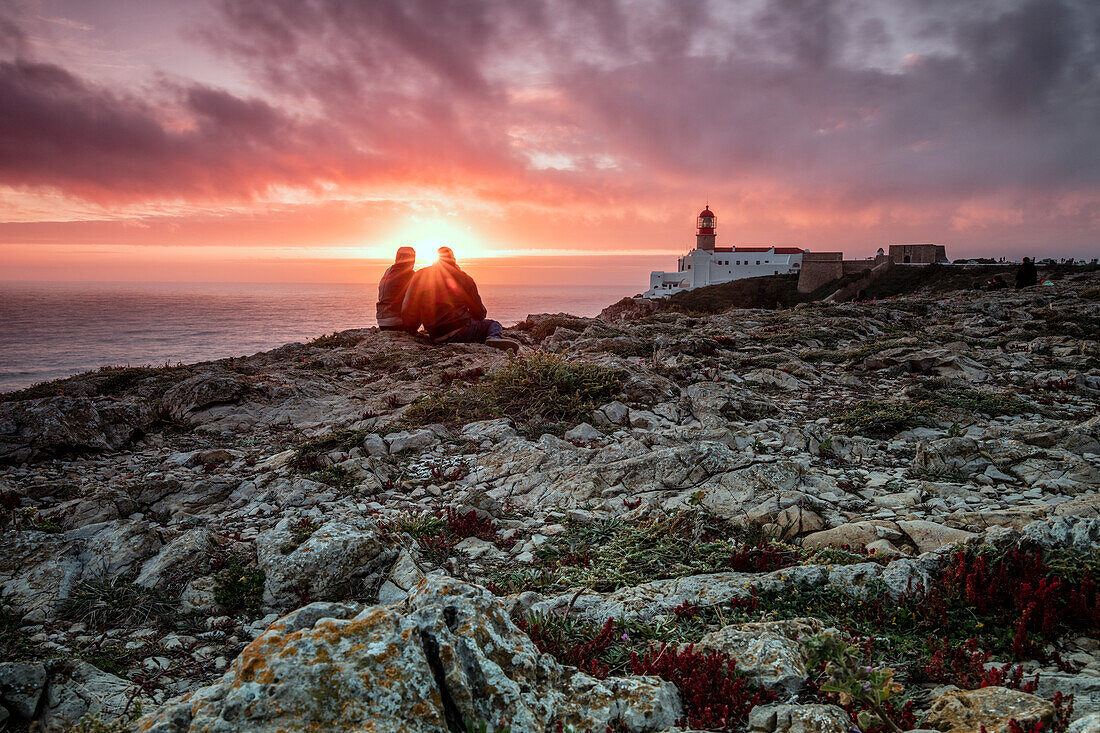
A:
1015;257;1037;289
402;247;519;351
376;247;417;332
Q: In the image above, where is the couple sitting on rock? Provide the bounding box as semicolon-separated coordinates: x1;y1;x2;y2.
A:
376;246;519;352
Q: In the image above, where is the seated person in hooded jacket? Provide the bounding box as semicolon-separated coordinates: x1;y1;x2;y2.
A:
401;247;516;349
376;247;417;332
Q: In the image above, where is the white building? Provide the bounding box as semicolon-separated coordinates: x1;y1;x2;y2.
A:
643;207;806;299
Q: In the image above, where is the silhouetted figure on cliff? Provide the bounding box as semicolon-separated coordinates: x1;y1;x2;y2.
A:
402;247;518;351
1015;257;1037;289
376;247;418;333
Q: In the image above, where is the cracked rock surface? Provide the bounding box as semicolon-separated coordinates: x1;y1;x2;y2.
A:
2;271;1099;731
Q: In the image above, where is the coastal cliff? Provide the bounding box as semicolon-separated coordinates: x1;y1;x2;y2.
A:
2;272;1100;732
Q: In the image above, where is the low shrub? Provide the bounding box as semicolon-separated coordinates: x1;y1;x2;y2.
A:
291;428;371;472
212;556;265;614
630;644;775;731
60;579;176;630
381;507;513;565
309;331;367;349
402;353;622;430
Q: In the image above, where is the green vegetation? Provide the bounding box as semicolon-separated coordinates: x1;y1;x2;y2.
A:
0;363;186;403
308;465;359;492
308;331;367;349
0;606;36;661
74;642;139;677
68;703;144;733
4;507;63;533
802;338;915;365
487;511;871;595
806;633;906;733
291;428;372;471
213;556;266;614
834;387;1029;437
280;517;319;554
1026;310;1100;339
60;579;177;630
402;353;622;431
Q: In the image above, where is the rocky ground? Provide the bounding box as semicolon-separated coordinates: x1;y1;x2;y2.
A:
1;270;1099;733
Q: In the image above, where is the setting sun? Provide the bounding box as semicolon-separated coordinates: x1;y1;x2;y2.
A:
389;218;492;265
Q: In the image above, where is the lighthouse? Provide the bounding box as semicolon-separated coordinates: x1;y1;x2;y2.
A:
642;204;807;298
696;207;716;252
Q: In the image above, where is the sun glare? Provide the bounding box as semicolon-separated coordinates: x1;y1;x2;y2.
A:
386;217;492;264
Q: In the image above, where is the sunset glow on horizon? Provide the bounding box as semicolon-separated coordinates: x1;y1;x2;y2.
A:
1;0;1097;284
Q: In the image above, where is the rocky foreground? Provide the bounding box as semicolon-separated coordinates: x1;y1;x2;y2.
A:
1;271;1100;733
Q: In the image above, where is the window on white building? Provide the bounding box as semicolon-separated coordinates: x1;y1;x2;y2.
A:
756;260;761;265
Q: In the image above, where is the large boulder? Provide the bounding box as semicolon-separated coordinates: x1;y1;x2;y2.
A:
0;519;163;618
0;662;46;720
913;438;989;476
134;528;218;590
896;520;977;554
256;516;399;612
748;703;851;733
927;686;1054;733
695;618;822;693
0;396;155;463
160;373;249;420
35;660;142;733
135;577;681;733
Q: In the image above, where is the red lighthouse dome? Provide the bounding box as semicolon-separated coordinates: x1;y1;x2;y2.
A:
697;207;716;234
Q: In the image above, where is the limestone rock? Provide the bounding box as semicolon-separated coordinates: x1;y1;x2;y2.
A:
135;577;681;733
565;422;604;443
801;521;893;551
1068;712;1100;733
459;418;518;443
897;520;977;554
1034;671;1100;716
385;428;439;453
0;662;46;719
134;527;217;589
748;703;851;733
913;437;988;476
161;373;249;419
1022;517;1100;554
256;516;398;612
35;660;142;733
0;396;154;463
928;686;1055;733
827;562;885;596
774;505;825;539
695;618;822;693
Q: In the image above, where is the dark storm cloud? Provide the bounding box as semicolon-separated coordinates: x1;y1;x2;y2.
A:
0;53;372;201
1;0;1098;218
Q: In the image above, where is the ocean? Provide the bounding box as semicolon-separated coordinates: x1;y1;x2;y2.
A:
0;281;632;392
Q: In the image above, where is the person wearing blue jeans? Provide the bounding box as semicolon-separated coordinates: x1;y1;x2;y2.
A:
401;247;518;351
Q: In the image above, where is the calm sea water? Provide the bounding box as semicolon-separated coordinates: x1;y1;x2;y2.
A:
0;281;631;392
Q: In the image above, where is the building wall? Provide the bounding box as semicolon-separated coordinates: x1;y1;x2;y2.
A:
889;244;946;264
797;252;844;294
645;248;803;298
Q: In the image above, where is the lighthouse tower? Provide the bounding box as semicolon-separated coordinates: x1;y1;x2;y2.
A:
696;206;716;252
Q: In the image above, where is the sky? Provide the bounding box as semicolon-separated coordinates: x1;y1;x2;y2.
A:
1;0;1098;283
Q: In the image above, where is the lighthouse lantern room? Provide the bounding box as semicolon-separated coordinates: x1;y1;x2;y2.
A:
696;207;716;252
